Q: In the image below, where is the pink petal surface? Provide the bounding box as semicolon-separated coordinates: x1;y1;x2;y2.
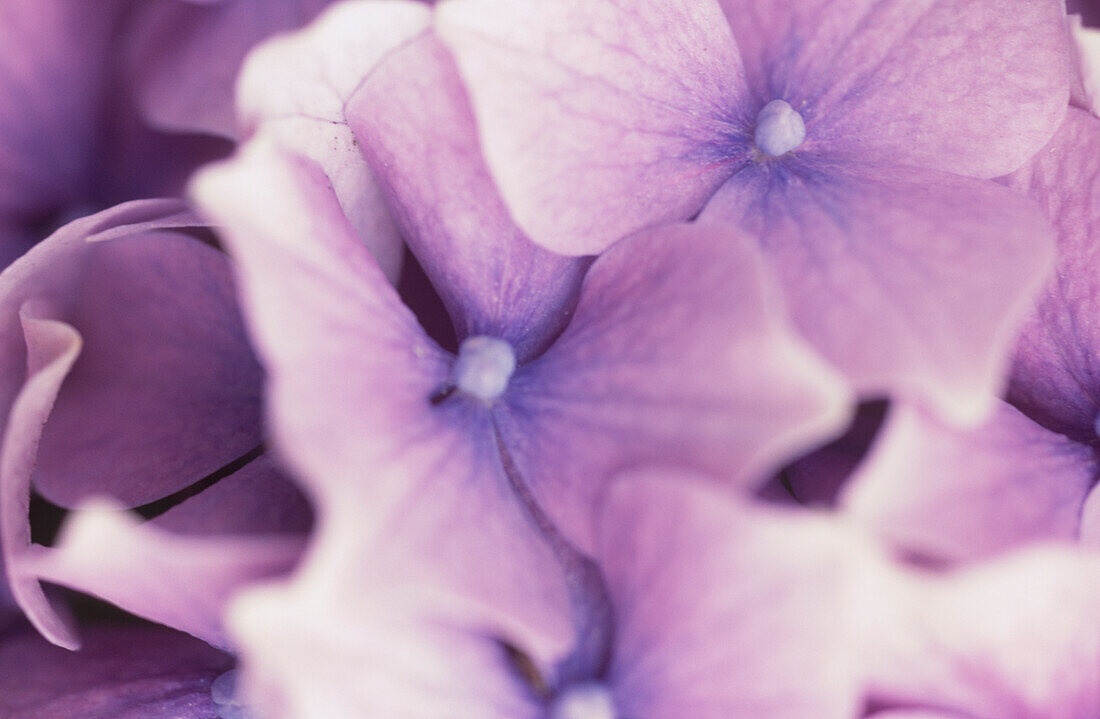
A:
702;162;1055;425
500;221;852;549
349;33;588;360
234;0;431;283
861;547;1100;718
0;625;232;719
435;0;749;254
601;474;863;719
27;501;306;650
717;0;1070;177
843;401;1095;563
1004;109;1100;440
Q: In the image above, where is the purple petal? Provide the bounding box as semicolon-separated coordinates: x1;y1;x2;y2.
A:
230;585;544;719
234;1;431;283
0;625;232;719
31;225;265;509
499;221;851;548
1004;109;1100;440
27;501;305;650
125;0;332;138
193;138;575;655
350;33;589;361
600;473;863;719
0;309;81;649
702;162;1055;424
435;0;750;254
150;454;313;537
843;402;1095;563
716;0;1070;177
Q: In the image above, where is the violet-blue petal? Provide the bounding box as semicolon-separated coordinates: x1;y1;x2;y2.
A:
0;625;232;719
234;0;430;283
1004;109;1100;440
26;501;306;650
843;401;1095;563
599;473;864;719
435;0;750;254
349;33;588;361
125;0;332;138
192;138;575;646
701;161;1055;424
499;221;851;547
717;0;1070;177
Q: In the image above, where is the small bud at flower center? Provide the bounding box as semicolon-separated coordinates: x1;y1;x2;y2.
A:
754;99;805;157
551;683;617;719
453;335;517;402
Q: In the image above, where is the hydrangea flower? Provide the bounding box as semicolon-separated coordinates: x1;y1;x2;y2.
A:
193;6;851;555
434;0;1070;423
844;108;1100;562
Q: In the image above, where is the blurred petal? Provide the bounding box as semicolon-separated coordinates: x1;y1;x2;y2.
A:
1005;109;1100;440
702;162;1055;425
235;0;431;282
126;0;332;138
843;402;1095;562
717;0;1070;177
863;547;1100;718
350;33;588;361
192;136;448;514
0;625;232;719
27;501;305;649
436;0;749;254
600;474;864;719
501;222;851;548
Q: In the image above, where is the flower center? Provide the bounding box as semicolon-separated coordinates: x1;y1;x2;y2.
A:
453;335;517;402
754;99;805;157
551;683;617;719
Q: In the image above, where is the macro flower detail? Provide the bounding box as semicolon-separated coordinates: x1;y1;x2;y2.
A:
843;108;1100;562
435;0;1069;422
2;1;1099;718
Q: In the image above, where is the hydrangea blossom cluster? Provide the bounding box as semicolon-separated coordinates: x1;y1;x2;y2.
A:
1;0;1100;717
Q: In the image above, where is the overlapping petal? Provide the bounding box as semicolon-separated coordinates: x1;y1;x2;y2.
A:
843;402;1096;562
1005;109;1100;440
701;162;1055;424
234;0;431;282
26;501;306;649
435;0;749;253
349;33;588;361
500;221;851;547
